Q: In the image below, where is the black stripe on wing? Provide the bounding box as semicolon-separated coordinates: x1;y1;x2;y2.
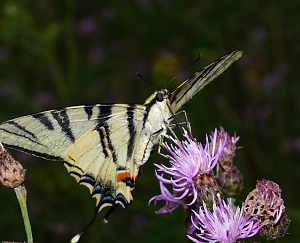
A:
173;60;217;105
142;96;157;128
95;105;111;159
51;109;75;143
103;124;117;163
95;106;118;163
84;105;94;120
7;120;37;139
97;105;112;125
32;113;54;130
170;51;242;111
126;105;136;160
98;126;110;158
3;143;63;161
0;128;43;146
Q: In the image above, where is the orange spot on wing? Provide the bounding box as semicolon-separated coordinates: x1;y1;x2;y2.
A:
116;171;136;182
116;171;130;182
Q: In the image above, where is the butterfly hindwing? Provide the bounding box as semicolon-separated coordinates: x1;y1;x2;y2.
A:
61;105;145;211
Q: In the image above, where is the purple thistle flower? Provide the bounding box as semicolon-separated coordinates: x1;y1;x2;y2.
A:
148;182;181;214
149;129;225;213
188;199;261;243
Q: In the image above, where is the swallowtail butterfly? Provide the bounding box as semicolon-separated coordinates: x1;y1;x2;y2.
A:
0;51;242;215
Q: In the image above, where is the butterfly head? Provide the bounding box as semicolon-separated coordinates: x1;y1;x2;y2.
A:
144;89;174;126
144;89;169;105
155;89;169;102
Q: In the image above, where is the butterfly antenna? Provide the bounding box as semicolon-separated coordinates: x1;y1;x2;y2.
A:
70;211;98;243
136;72;147;83
192;52;202;66
184;51;202;79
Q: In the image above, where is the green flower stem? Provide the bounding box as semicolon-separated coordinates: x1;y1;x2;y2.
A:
14;185;33;243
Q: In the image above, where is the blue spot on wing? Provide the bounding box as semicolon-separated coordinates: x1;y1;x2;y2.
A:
79;175;96;186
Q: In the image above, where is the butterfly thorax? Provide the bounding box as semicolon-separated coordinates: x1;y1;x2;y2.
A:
134;90;172;166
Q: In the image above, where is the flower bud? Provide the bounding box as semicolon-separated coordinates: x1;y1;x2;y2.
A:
0;144;25;188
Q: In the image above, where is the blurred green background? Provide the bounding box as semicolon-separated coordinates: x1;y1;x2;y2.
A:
0;1;299;242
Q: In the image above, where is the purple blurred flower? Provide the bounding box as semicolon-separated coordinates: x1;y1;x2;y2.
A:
188;199;261;243
88;47;105;64
262;64;288;95
149;129;225;213
77;18;96;35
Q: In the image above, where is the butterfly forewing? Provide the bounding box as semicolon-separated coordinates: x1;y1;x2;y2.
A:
170;51;242;112
0;104;143;159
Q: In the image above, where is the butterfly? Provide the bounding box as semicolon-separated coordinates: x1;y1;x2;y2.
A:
0;51;242;214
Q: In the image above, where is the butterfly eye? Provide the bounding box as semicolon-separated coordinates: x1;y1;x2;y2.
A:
156;92;164;102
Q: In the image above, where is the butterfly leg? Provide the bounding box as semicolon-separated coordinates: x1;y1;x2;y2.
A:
157;142;170;159
168;110;191;133
179;110;191;133
156;132;173;159
148;127;171;159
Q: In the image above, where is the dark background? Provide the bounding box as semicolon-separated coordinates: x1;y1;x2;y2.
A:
0;1;299;242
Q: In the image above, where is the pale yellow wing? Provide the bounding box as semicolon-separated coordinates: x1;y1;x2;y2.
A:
0;104;146;211
63;107;145;211
0;104;144;159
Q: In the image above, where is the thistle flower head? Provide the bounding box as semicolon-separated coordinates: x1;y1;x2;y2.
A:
243;179;285;225
0;143;25;188
150;129;225;212
188;198;261;243
243;179;289;240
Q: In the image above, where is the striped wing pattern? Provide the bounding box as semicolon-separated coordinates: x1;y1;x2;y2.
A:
0;104;146;211
170;51;242;112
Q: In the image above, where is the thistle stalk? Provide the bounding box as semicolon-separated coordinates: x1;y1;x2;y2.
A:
0;143;33;243
14;185;33;243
